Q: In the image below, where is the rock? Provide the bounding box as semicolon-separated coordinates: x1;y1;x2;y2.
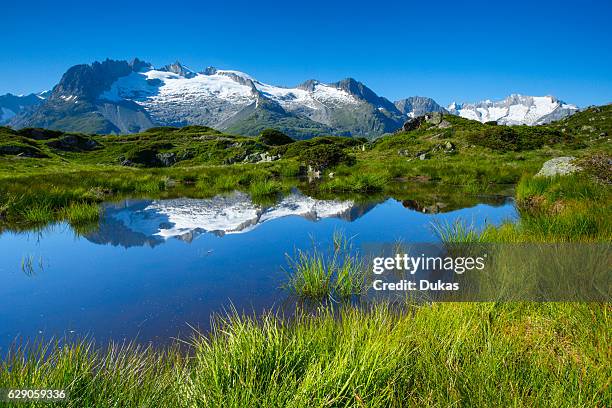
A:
403;200;447;213
437;120;451;129
242;152;280;163
47;134;100;152
328;172;335;179
422;202;448;214
425;112;443;125
402;116;424;132
162;177;177;188
400;113;451;132
156;152;177;167
419;153;428;160
398;149;410;157
536;157;582;177
261;152;280;162
202;66;217;75
243;153;262;163
307;165;321;182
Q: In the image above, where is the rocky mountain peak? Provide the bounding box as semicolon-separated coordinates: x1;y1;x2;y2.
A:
296;79;320;92
395;96;447;117
202;66;218;75
332;78;374;100
159;61;196;78
51;59;134;101
12;57;575;137
448;94;578;125
216;70;256;88
331;78;403;118
129;58;152;72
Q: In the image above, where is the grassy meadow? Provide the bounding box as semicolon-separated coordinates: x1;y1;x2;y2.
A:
0;107;610;406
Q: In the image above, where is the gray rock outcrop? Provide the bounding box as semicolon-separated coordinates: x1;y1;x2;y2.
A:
535;157;581;177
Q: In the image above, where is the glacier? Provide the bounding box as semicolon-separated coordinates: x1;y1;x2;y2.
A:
447;94;578;125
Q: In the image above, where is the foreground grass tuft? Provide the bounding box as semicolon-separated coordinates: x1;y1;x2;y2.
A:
1;303;608;407
285;233;369;300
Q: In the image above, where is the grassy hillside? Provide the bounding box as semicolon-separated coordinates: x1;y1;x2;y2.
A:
1;107;610;227
2;106;610;169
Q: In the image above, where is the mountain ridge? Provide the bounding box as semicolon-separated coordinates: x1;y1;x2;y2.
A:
447;94;579;125
5;58;580;137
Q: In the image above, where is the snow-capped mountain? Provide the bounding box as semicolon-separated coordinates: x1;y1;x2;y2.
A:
0;92;47;124
447;94;578;125
7;59;581;135
395;96;447;118
8;58;441;137
85;192;375;247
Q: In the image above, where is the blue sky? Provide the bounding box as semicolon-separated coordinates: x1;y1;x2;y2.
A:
3;0;611;107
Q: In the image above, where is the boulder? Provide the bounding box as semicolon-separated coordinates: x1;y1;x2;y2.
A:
307;165;321;182
438;120;451;129
535;157;581;177
400;113;451;132
424;112;443;125
156;152;177;167
243;152;280;163
401;116;424;132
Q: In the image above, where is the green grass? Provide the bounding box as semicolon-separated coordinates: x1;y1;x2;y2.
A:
2;106;609;226
432;219;485;243
285;250;333;299
484;173;611;242
61;202;101;225
285;234;369;300
249;180;283;200
1;303;608;407
321;173;388;193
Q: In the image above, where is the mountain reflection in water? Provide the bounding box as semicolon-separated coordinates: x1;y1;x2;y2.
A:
86;191;376;248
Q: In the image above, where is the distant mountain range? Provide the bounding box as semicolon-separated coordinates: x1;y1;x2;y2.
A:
447;94;578;126
1;58;579;137
0;92;47;123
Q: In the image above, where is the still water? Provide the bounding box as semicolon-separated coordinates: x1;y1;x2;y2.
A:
0;190;517;351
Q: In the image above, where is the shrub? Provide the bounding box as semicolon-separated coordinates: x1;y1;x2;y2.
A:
124;148;160;167
16;128;64;140
578;153;612;184
466;126;569;151
259;129;294;146
299;145;355;170
0;142;48;158
123;142;174;167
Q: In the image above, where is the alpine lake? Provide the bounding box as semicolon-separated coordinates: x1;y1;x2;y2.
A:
0;183;518;352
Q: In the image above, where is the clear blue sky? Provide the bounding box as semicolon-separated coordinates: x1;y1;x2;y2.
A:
3;0;611;107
